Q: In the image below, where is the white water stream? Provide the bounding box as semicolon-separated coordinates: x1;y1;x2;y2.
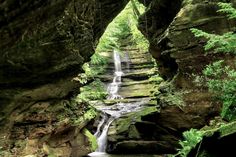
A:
88;50;149;156
95;50;124;152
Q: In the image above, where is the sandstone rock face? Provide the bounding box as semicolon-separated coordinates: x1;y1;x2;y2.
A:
0;0;128;111
133;0;236;154
139;0;236;84
0;0;128;156
137;0;236;125
0;0;128;86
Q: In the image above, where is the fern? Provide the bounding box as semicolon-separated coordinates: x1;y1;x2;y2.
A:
191;29;236;54
170;129;203;157
203;61;236;121
191;3;236;121
190;2;236;54
218;2;236;19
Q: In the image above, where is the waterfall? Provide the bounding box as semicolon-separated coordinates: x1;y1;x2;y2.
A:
107;50;123;100
94;50;124;152
96;118;115;152
88;50;150;156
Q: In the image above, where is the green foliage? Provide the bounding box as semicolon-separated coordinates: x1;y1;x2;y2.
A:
191;2;236;121
73;107;97;126
78;53;108;84
96;0;149;52
129;0;149;51
190;3;236;54
77;79;107;102
82;128;98;151
171;129;203;157
218;2;236;19
190;28;236;54
149;74;163;84
0;147;11;156
203;61;236;121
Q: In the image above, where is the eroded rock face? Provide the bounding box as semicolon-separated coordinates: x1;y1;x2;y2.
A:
127;0;236;154
0;0;128;156
0;0;128;86
139;0;236;83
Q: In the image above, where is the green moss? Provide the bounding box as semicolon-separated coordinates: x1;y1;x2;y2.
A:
219;121;236;137
155;81;186;108
175;121;236;157
52;99;97;129
0;147;11;157
82;128;98;151
115;106;159;134
202;121;236;138
73;108;97;126
48;154;57;157
128;125;140;139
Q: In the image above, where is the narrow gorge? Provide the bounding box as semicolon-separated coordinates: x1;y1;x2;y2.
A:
1;0;236;157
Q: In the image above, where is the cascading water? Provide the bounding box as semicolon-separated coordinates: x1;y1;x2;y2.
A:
107;50;123;100
95;50;124;152
88;50;150;156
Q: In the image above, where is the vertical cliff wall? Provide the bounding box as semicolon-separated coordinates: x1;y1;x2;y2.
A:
0;0;128;156
139;0;236;85
135;0;236;153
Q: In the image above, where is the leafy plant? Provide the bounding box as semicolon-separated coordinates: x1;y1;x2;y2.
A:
82;128;98;151
203;61;236;121
96;0;149;52
78;53;108;84
191;2;236;121
190;3;236;54
218;2;236;19
149;74;163;84
190;28;236;54
170;129;203;157
77;79;107;102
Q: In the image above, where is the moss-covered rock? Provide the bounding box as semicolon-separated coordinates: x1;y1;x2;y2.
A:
188;121;236;157
107;106;161;153
82;128;98;152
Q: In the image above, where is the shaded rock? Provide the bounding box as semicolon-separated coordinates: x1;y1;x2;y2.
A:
107;106;164;153
188;121;236;157
132;0;236;154
0;101;97;157
139;0;236;85
0;0;128;87
108;140;174;154
0;0;129;156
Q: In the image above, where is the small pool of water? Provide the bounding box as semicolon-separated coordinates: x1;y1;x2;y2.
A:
87;152;166;157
